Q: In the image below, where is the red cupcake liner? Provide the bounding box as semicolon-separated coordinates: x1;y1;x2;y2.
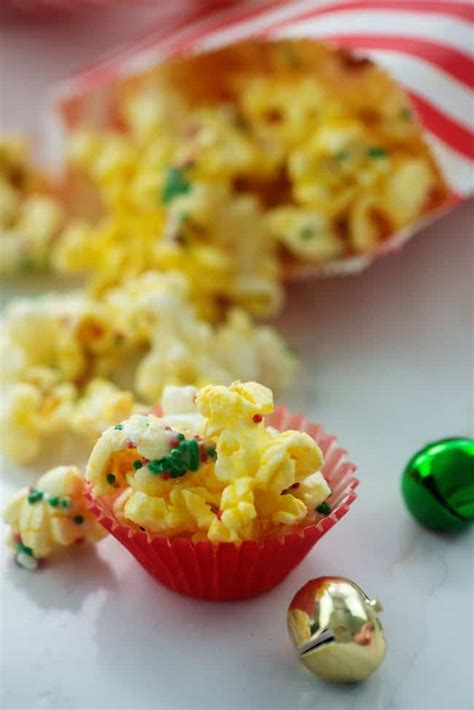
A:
87;405;359;601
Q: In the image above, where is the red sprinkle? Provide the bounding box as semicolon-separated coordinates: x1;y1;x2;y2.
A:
127;440;135;449
194;434;202;441
210;505;222;521
253;414;263;423
75;537;85;545
13;534;21;543
281;482;301;496
200;451;208;462
162;472;170;481
170;439;180;448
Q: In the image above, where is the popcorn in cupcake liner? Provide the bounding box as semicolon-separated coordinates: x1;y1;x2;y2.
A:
86;382;358;600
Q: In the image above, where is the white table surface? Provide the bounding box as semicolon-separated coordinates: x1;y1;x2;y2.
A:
1;7;473;710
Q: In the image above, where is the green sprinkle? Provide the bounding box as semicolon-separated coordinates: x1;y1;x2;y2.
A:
299;226;315;241
132;460;143;470
74;515;85;525
114;424;123;430
367;146;388;159
161;167;192;205
28;489;43;504
189;438;200;472
400;107;412;121
17;541;34;557
286;344;299;357
48;496;60;507
148;460;166;474
207;448;217;459
147;435;208;478
60;498;70;509
170;469;186;479
334;150;348;162
106;473;116;484
173;459;188;473
316;501;332;516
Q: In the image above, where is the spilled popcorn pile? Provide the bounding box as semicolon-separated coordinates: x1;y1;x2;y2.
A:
0;272;294;463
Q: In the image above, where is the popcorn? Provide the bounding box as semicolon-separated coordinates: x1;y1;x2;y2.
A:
0;272;295;463
208;477;256;543
266;207;343;262
0;381;76;464
87;382;331;543
3;465;107;568
1;40;444;471
51;40;444;298
0;136;66;273
71;380;136;439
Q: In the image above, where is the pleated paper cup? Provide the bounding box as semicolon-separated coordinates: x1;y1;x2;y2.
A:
87;405;359;601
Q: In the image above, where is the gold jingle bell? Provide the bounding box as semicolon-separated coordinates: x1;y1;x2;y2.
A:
287;576;386;683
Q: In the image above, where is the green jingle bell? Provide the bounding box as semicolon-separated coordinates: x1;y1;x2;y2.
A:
401;437;474;532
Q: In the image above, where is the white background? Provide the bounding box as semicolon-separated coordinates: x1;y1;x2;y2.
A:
0;5;473;710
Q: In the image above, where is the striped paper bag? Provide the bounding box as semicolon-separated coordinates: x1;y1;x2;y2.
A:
55;0;473;276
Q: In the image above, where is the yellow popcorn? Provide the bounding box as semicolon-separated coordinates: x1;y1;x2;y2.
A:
51;220;96;273
2;40;443;475
383;157;437;227
239;75;339;151
0;270;294;463
0;382;76;464
86;382;330;543
348;193;386;253
3;464;106;569
0;136;66;273
2;292;123;380
53;41;443;300
71;380;136;439
255;430;324;492
122;81;187;143
4;39;445;297
174;106;263;180
267;206;343;262
253;488;307;527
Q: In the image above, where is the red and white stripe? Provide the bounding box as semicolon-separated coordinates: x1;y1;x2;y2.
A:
56;0;474;197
